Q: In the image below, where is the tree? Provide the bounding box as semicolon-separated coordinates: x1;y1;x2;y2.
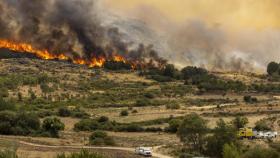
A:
232;116;248;129
42;117;65;137
163;64;176;78
205;119;238;158
166;119;182;133
181;66;208;80
15;112;40;135
223;143;240;158
0;111;16;135
177;113;208;153
267;62;279;75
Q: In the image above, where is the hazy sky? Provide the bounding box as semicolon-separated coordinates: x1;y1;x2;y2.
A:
103;0;280;31
101;0;280;72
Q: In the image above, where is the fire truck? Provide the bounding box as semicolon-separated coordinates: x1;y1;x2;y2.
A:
238;128;278;139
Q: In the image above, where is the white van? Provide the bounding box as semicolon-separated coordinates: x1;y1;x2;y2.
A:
135;147;152;157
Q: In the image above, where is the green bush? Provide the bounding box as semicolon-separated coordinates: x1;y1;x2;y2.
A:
0;98;16;111
89;131;115;146
98;116;109;123
74;119;99;131
243;96;258;103
223;143;240;158
165;119;182;133
232;116;248;129
181;66;208;80
145;127;162;132
120;110;128;116
0;111;40;136
104;61;132;70
135;98;151;107
166;103;180;110
58;107;71;117
131;109;138;113
0;88;9;98
254;120;271;131
42;117;65;137
117;124;144;132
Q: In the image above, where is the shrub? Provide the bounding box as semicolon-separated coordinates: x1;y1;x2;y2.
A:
0;98;16;111
255;120;271;131
165;119;182;133
74;119;99;131
98;116;109;123
131;109;138;113
135;98;151;107
14;112;40;135
0;111;16;135
89;131;115;146
0;111;40;136
145;127;162;132
120;110;128;117
144;93;155;99
0;88;9;98
223;143;240;158
166;103;180;110
71;108;89;119
58;107;71;117
104;61;132;70
244;96;258;103
42;117;65;137
181;66;208;80
117;124;144;132
232;116;249;129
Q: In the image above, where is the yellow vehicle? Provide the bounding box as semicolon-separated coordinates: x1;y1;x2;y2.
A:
238;128;255;139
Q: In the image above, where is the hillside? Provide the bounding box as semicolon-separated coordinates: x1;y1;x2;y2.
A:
1;56;280;157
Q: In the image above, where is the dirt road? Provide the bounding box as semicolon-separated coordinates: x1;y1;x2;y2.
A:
18;140;172;158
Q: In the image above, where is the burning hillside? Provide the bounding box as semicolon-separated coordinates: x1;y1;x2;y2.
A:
0;39;128;68
0;0;167;70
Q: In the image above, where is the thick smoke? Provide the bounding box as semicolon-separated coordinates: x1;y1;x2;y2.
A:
102;0;280;72
0;0;164;66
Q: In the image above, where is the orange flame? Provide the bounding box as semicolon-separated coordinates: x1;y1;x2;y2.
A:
0;39;132;68
0;39;69;60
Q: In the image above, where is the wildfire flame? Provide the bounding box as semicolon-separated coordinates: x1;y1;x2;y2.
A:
0;39;128;68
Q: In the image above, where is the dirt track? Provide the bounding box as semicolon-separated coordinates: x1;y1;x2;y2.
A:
17;140;172;158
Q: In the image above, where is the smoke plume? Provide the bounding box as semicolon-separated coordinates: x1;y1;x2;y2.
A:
102;0;280;72
0;0;165;67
